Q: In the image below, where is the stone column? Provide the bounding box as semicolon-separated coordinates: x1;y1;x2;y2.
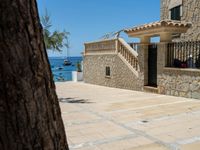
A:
138;36;150;86
160;32;172;43
157;42;168;74
158;32;172;73
157;33;172;93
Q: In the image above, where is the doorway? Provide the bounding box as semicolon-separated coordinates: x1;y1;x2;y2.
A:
148;44;157;87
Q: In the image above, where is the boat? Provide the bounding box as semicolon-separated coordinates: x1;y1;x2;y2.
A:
57;76;65;81
56;67;64;70
63;47;72;66
63;59;72;66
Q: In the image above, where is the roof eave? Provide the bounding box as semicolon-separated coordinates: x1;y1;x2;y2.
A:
125;26;189;38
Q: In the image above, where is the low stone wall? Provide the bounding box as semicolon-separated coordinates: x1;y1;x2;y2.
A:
158;68;200;99
83;54;143;91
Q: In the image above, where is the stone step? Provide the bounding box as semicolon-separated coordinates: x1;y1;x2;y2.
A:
144;86;159;94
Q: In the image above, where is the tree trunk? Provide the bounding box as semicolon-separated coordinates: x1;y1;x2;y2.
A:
0;0;69;150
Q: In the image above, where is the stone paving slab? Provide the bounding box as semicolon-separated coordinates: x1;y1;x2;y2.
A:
56;82;200;150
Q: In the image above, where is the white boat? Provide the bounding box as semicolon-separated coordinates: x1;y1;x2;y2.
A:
63;48;72;66
63;59;72;66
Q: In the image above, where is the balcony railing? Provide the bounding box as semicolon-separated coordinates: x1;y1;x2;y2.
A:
167;41;200;69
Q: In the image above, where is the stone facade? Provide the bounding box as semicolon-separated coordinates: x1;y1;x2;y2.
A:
83;1;200;100
159;0;200;99
83;54;143;91
161;0;200;40
84;41;200;99
158;68;200;99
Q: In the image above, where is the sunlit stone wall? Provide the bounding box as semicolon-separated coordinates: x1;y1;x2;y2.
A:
83;54;143;91
161;0;200;40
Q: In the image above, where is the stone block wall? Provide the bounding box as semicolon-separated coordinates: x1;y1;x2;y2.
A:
83;54;143;91
161;0;200;40
158;68;200;99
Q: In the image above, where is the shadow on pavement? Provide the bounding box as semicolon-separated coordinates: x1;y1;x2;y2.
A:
59;97;93;104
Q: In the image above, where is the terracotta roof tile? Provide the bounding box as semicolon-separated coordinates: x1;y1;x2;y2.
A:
124;20;192;33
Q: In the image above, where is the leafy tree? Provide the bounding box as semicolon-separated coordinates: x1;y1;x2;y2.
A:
41;11;70;52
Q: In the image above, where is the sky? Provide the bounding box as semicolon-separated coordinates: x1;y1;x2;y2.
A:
37;0;160;57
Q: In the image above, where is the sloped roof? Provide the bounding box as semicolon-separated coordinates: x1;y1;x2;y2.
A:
124;20;191;36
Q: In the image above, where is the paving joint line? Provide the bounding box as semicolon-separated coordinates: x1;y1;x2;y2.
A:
69;134;138;149
76;104;177;150
107;100;199;113
64;118;105;126
126;109;200;127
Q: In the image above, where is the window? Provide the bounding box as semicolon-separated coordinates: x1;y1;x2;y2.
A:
105;66;110;77
170;5;181;20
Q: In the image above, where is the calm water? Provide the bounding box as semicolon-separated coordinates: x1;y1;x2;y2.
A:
48;57;83;82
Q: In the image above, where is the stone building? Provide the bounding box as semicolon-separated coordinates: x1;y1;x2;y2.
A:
83;1;200;99
161;0;200;40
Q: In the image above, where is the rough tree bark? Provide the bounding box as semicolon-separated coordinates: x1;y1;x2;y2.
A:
0;0;69;150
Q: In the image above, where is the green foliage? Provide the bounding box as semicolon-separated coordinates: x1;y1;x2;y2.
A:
76;61;82;72
41;11;70;52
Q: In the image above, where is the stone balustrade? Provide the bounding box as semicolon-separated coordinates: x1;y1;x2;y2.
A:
117;38;139;71
84;39;117;55
84;38;139;72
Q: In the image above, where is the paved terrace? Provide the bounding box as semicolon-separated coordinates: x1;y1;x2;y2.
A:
56;82;200;150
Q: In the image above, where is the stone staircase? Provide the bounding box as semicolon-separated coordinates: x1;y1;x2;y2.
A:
144;86;159;94
84;38;139;77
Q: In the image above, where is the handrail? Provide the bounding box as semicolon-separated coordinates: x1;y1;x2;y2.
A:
118;38;138;57
84;38;117;45
117;38;139;71
128;42;140;52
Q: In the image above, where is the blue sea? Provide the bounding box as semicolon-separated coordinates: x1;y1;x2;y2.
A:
48;57;83;82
